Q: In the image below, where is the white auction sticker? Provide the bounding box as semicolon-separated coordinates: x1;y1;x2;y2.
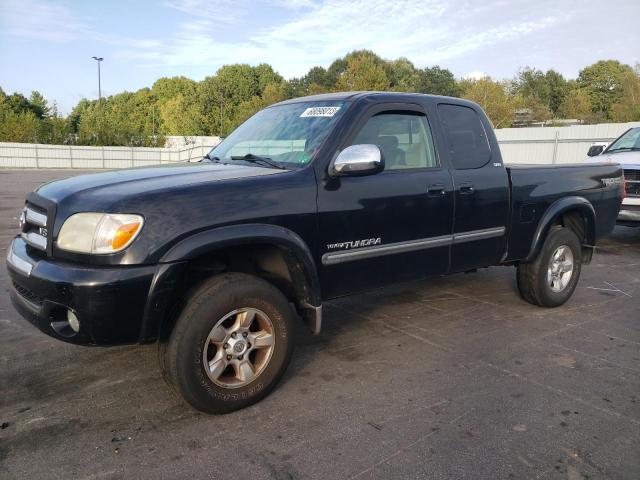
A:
300;106;341;118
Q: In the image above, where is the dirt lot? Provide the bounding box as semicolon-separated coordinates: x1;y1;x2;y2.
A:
0;169;639;480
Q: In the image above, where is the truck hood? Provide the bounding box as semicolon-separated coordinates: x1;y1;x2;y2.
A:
35;162;287;204
585;150;640;168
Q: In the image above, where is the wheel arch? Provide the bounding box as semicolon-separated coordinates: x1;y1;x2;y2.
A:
525;196;596;263
141;224;322;342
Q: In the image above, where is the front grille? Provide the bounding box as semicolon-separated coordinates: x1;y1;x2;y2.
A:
624;169;640;181
624;169;640;196
20;202;48;251
12;281;44;307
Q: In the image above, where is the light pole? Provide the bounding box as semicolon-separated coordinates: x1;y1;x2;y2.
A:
91;56;103;104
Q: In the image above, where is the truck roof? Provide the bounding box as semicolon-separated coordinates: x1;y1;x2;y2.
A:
273;91;471;107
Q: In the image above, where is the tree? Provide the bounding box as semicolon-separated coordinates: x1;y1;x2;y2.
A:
68;98;93;134
386;57;419;92
160;94;202;135
286;66;332;97
232;82;287;126
610;64;640;122
557;87;598;122
5;92;33;115
514;68;550;106
325;57;348;88
42;103;72;144
253;63;284;92
459;77;520;128
335;52;390;91
0;100;40;142
578;60;635;119
327;50;387;90
415;66;460;97
3;55;640;146
545;69;568;115
305;66;330;88
151;76;197;102
29;91;50;119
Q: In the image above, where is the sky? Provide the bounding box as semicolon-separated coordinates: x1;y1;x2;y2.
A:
0;0;638;114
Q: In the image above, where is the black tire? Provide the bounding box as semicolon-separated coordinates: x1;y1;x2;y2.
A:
162;272;295;414
517;226;582;307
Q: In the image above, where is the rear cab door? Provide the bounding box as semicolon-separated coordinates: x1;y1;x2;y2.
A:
434;102;510;272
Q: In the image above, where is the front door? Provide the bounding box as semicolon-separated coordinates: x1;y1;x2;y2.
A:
317;104;454;298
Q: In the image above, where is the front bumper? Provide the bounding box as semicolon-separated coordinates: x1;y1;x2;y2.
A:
6;237;157;345
617;197;640;225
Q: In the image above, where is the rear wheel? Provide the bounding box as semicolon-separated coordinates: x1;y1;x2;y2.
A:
517;226;582;307
161;273;295;414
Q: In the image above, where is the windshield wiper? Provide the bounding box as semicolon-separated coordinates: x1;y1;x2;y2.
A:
607;147;640;153
230;153;286;170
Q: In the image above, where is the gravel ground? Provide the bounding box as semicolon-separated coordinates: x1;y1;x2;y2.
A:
0;169;639;480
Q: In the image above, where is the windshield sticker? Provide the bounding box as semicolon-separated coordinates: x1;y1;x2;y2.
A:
300;106;341;118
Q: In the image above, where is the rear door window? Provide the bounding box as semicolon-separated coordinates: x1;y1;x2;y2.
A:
438;104;491;169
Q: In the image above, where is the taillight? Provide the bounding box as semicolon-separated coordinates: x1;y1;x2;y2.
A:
622;177;626;200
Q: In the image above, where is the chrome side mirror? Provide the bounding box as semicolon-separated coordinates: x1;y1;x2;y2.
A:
329;144;384;177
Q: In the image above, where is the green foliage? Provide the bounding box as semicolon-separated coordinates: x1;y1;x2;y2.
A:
460;77;522;128
557;87;597;122
386;57;420;92
416;66;460;97
0;90;68;142
544;70;568;115
151;76;197;103
335;51;390;91
611;64;640;122
578;60;635;119
29;91;50;119
512;67;571;121
1;55;639;145
0;101;40;142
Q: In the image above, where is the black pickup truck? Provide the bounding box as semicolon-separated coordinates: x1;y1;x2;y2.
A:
7;92;623;413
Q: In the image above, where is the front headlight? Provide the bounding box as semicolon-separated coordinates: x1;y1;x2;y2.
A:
57;213;144;254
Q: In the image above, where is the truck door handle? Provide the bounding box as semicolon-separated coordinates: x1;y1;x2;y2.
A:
459;182;475;195
427;184;446;196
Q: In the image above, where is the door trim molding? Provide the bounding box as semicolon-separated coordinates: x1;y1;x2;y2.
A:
321;226;505;266
452;226;505;244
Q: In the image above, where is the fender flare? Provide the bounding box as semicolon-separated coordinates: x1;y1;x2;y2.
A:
141;224;322;341
525;196;596;262
161;223;321;305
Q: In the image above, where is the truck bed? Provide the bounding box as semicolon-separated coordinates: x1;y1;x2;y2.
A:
504;163;623;261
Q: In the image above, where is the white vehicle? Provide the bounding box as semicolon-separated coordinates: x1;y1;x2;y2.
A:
587;127;640;226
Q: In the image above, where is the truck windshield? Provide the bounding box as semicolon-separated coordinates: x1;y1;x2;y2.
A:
606;127;640;153
208;101;346;168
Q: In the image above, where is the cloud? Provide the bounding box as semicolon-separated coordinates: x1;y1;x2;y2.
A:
164;0;318;19
0;0;161;48
118;0;563;79
0;0;90;42
0;0;567;80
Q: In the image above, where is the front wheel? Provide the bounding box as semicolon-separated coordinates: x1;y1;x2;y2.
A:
162;273;295;414
517;226;582;307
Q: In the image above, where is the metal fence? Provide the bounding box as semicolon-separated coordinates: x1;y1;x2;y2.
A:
1;122;639;169
494;122;640;164
0;142;218;169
